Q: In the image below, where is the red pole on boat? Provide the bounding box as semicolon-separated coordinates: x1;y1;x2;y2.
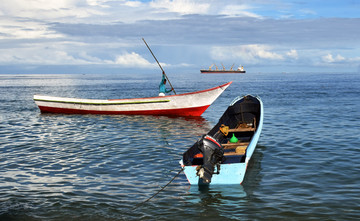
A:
142;38;176;95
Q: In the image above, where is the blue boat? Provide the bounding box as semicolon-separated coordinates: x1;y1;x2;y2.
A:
180;95;264;185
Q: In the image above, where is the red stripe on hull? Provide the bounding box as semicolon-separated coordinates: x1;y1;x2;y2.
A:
37;105;211;117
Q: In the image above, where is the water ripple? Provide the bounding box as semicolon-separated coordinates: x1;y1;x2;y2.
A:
1;73;360;220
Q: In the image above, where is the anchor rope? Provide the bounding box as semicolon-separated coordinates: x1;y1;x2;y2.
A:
134;167;184;209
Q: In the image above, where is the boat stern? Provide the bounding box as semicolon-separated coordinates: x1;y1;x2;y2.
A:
180;161;247;185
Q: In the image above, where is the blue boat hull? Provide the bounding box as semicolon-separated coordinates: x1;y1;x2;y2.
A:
182;163;247;185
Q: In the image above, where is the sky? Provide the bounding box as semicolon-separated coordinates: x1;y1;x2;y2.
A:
0;0;359;74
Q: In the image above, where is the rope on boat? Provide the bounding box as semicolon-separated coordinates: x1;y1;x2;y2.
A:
134;168;184;209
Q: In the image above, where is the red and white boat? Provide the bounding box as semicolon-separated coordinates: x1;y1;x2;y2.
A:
33;82;232;116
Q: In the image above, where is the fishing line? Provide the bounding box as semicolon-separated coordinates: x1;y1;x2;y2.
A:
134;168;184;209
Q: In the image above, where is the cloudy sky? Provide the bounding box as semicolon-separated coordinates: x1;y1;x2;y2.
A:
0;0;359;74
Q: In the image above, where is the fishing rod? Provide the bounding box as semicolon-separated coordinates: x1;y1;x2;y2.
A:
142;38;176;95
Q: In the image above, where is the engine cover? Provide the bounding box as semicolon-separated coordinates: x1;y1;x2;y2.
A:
196;135;224;183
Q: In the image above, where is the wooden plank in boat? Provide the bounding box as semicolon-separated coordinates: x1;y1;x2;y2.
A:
224;146;247;155
224;151;245;156
224;152;241;156
222;142;249;147
228;127;255;132
223;145;247;150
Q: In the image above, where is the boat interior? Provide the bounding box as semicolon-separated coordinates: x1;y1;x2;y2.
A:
183;95;261;166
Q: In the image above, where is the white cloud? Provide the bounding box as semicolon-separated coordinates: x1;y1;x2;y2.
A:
319;53;360;68
211;44;284;63
0;0;359;73
0;0;105;40
150;0;210;15
219;4;260;18
148;0;262;18
0;0;264;41
86;0;110;7
0;41;102;65
124;1;143;7
0;42;159;67
298;9;317;17
349;57;360;62
210;45;302;65
0;48;89;65
0;0;99;20
0;18;63;39
322;53;345;63
286;49;298;59
114;52;156;68
87;0;142;8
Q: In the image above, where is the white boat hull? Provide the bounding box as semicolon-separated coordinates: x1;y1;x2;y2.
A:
34;82;232;116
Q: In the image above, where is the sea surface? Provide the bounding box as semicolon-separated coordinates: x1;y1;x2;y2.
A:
0;72;359;220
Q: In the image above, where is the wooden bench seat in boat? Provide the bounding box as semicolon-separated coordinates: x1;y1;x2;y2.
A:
222;142;249;149
223;141;248;155
224;151;245;156
219;117;257;136
224;148;246;155
192;141;248;158
228;127;255;132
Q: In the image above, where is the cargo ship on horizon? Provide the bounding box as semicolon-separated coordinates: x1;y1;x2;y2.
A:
200;63;246;74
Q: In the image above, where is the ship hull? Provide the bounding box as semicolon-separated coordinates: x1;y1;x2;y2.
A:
200;70;246;74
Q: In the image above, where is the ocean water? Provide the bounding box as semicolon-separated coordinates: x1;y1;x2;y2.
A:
0;72;359;220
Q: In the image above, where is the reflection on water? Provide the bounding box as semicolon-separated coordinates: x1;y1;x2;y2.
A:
187;185;246;205
30;104;264;220
1;111;215;219
180;144;264;209
242;144;265;192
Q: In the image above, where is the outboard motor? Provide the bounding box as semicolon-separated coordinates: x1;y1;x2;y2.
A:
196;135;225;184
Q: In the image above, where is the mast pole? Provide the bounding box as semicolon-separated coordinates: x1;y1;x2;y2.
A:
142;38;176;95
